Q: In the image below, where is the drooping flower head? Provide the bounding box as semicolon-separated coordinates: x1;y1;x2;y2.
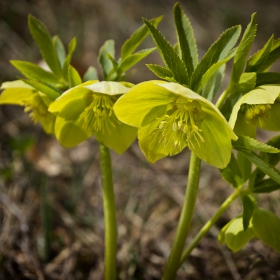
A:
48;81;137;153
114;81;237;168
0;80;56;134
229;85;280;137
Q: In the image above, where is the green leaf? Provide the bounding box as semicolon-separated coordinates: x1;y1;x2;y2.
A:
20;78;61;100
252;208;280;252
223;216;255;252
146;64;176;82
202;64;225;101
53;35;66;67
242;195;255;231
256;72;280;87
230;13;257;85
83;66;98;81
119;48;156;73
121;16;162;59
143;18;189;85
240;150;280;184
28;15;62;76
233;135;280;153
68;65;82;87
173;2;198;75
98;40;115;80
253;178;280;193
246;35;274;72
10;60;60;85
196;48;236;94
62;37;77;80
191;25;241;91
236;72;256;93
255;38;280;72
220;153;243;188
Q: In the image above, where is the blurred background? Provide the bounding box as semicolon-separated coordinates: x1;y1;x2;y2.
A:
0;0;280;279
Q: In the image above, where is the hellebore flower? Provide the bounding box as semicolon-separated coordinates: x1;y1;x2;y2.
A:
48;81;137;153
114;81;237;168
0;80;56;134
229;85;280;137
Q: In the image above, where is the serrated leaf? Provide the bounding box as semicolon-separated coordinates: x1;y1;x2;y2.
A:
246;35;274;72
255;38;280;72
28;15;62;76
11;60;60;85
256;72;280;87
83;66;98;81
146;64;176;82
119;48;155;73
20;78;61;100
173;3;198;75
253;178;280;193
255;135;280;182
240;150;280;184
233;135;280;153
252;208;280;252
68;65;82;87
121;16;162;60
143;18;189;85
62;37;77;80
220;153;243;188
98;40;115;80
242;195;255;231
191;25;241;92
53;35;66;67
230;13;257;85
196;48;236;94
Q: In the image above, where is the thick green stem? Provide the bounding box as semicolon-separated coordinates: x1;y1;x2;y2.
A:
162;153;201;280
215;87;230;109
99;143;117;280
179;188;241;265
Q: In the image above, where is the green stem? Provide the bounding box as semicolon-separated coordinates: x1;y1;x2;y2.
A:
215;87;230;109
41;175;51;263
99;143;117;280
162;153;201;280
179;188;241;265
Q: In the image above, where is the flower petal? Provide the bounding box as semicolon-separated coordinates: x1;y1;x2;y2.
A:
114;81;173;127
94;122;137;154
84;81;131;95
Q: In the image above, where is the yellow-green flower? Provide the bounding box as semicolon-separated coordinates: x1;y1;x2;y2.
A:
0;80;56;134
114;81;237;168
229;85;280;137
48;81;137;153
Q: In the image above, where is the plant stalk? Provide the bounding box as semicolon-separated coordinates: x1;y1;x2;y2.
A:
179;188;241;265
99;143;117;280
162;153;201;280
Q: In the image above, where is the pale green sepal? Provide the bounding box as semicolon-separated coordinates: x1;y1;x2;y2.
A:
263;102;280;131
84;81;130;95
49;81;98;113
113;81;173;127
223;217;255;252
0;80;35;105
94;123;137;154
53;96;90;147
252;208;280;252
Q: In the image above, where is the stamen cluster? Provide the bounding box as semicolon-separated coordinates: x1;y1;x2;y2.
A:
156;98;205;150
243;104;271;127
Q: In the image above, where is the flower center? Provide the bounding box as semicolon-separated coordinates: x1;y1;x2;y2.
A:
24;95;49;123
243;104;271;127
79;94;119;134
156;98;205;149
